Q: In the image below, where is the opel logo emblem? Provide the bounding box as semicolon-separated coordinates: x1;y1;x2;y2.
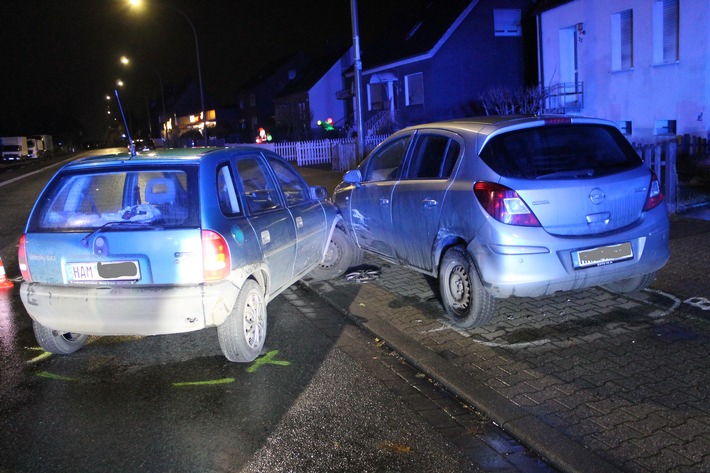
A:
589;188;605;205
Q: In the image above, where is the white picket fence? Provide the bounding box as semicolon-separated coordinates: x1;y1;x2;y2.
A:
272;135;388;167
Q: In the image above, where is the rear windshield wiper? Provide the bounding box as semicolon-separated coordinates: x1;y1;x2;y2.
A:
81;221;163;247
536;169;595;180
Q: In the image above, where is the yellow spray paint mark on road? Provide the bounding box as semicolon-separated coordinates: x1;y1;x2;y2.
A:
173;378;235;387
36;371;79;382
27;347;52;364
246;350;290;373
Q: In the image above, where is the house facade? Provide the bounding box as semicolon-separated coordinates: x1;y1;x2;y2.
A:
354;0;535;133
235;51;310;142
539;0;709;141
274;47;353;140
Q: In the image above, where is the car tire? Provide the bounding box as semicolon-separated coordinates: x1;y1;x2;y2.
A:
218;279;267;362
32;320;88;355
438;246;496;328
603;272;656;293
308;225;363;281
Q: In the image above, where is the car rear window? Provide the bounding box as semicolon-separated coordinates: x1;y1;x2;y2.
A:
28;167;199;231
479;124;643;180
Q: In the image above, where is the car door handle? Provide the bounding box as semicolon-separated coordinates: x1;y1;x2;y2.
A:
379;197;390;205
422;199;437;208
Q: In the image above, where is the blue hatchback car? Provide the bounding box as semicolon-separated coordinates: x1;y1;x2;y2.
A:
19;147;347;362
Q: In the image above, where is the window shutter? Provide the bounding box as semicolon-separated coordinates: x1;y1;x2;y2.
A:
663;0;679;63
620;10;633;69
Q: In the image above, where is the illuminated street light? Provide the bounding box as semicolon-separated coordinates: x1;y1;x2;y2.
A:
116;79;124;87
128;0;207;146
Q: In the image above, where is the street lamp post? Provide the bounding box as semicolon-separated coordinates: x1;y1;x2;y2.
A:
128;0;207;146
351;0;365;161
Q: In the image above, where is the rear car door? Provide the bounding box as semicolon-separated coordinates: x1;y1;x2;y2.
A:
348;135;412;259
390;131;462;272
266;155;327;277
235;155;297;294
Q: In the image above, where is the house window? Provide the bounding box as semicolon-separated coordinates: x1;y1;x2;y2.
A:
654;119;676;135
494;9;521;36
611;9;633;71
405;73;424;106
368;83;385;111
617;121;632;135
653;0;679;64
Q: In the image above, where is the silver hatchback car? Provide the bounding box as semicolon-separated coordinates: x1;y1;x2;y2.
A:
332;116;670;328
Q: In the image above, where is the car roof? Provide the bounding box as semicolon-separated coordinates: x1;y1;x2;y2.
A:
391;115;622;154
61;146;274;170
402;115;618;134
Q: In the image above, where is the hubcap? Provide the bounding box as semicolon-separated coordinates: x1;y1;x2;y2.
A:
243;291;266;349
320;239;341;269
448;265;470;313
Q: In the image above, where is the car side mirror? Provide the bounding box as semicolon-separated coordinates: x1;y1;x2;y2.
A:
310;185;328;201
343;169;363;187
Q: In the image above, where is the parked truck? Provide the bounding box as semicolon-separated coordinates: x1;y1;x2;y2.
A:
28;134;54;158
1;136;28;161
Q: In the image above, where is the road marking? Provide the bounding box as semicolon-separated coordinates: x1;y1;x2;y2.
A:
424;323;551;348
246;349;290;373
642;288;681;318
36;371;79;382
26;347;52;364
683;296;710;311
173;378;235;387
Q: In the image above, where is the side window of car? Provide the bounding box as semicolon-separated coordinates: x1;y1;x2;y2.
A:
216;164;241;216
267;156;310;206
406;134;462;179
236;156;282;214
364;136;412;182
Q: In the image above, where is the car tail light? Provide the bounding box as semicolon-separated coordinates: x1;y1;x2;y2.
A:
474;182;541;226
202;230;230;281
18;234;31;282
643;171;664;211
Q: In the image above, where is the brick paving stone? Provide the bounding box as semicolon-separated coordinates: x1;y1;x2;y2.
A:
303;228;710;473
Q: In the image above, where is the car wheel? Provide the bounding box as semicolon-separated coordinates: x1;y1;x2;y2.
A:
32;320;88;355
438;246;496;328
218;279;267;362
603;272;656;293
308;225;363;281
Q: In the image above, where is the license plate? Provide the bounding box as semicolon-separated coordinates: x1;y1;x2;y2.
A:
572;242;633;269
66;261;140;282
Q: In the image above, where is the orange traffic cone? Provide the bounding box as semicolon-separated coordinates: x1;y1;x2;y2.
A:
0;257;14;289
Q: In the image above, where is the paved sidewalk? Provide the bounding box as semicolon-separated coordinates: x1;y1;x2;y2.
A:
299;167;710;473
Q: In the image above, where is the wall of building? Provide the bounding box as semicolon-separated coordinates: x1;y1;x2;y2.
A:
540;0;710;141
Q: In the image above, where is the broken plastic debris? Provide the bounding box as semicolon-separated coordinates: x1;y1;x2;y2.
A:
345;268;381;283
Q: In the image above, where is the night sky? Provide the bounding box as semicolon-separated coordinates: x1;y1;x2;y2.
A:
0;0;415;142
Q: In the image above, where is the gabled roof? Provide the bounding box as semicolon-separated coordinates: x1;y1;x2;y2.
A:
362;0;477;72
237;51;309;91
275;46;351;99
172;79;218;116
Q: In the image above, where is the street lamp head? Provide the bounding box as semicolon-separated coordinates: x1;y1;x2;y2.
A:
120;56;130;66
116;80;124;87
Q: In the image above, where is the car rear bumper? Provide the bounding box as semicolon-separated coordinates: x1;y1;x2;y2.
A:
470;212;671;298
20;281;240;336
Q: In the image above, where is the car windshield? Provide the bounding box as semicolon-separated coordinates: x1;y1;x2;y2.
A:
479;124;643;179
29;168;199;231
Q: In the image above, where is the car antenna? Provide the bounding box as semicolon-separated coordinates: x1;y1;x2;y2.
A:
114;89;136;157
